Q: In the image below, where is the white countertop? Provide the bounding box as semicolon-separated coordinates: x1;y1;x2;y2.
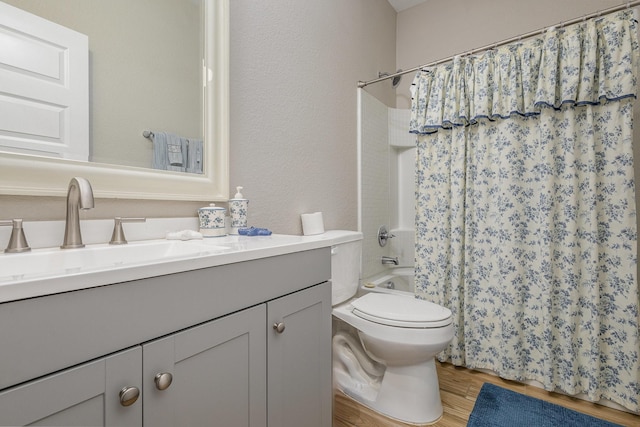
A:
0;230;361;304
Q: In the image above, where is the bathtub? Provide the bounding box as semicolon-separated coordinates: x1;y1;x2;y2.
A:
360;267;414;295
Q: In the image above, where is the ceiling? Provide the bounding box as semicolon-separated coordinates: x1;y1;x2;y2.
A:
387;0;428;12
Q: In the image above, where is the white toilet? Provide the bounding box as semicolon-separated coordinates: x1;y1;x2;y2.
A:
329;231;453;424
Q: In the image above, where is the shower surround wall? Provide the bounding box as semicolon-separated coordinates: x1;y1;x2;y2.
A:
388;106;415;267
359;89;415;280
359;89;389;279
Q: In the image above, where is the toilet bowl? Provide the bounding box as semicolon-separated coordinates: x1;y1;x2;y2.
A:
329;231;453;425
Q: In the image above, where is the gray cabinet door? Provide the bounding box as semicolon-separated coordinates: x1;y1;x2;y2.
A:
0;347;141;427
267;282;332;427
142;304;267;427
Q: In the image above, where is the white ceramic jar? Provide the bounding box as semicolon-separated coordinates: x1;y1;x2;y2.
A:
198;203;227;237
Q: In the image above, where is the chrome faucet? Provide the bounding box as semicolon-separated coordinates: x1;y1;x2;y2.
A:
61;177;94;249
381;256;399;265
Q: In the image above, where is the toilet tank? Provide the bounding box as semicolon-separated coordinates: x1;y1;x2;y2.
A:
327;231;363;305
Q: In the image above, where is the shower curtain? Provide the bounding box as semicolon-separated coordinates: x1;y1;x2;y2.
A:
411;10;640;411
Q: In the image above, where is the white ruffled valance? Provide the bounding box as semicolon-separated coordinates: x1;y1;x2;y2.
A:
410;10;639;134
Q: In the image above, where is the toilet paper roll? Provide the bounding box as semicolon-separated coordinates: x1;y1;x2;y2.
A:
301;212;325;235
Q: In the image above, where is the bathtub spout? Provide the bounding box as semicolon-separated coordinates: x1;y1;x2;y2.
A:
381;256;399;265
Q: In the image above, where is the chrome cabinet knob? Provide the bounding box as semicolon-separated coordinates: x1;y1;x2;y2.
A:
154;372;173;391
273;322;285;333
119;386;140;407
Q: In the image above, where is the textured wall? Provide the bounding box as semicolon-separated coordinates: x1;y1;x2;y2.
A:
228;0;396;234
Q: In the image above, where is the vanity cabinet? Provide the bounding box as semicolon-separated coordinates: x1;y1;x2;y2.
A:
0;248;332;427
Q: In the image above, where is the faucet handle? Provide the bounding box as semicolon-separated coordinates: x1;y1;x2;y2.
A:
110;217;146;245
0;219;31;253
377;225;396;247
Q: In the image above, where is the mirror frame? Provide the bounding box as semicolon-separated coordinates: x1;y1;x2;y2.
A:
0;0;229;201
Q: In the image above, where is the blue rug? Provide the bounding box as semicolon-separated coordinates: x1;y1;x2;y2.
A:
467;383;622;427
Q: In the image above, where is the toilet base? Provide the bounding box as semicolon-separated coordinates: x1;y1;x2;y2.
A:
368;358;443;424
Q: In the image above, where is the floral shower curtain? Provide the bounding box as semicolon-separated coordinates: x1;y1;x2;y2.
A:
411;10;640;411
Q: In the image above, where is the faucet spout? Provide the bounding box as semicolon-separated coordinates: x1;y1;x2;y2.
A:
61;177;94;249
381;256;399;265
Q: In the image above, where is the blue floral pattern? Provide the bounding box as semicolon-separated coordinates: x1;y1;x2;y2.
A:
198;207;226;229
229;199;249;228
411;11;640;412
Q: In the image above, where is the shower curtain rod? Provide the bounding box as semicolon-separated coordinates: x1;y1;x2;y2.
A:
357;0;640;88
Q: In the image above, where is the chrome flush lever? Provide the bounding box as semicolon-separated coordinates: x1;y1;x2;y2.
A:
0;219;31;253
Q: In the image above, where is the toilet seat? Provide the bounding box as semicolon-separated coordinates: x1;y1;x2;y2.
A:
351;293;452;328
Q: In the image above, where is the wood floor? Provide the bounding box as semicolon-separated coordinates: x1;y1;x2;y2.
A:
333;361;640;427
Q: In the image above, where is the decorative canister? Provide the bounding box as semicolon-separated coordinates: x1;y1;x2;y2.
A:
198;203;227;237
229;186;249;234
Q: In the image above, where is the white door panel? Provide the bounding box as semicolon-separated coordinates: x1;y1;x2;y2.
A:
0;2;88;160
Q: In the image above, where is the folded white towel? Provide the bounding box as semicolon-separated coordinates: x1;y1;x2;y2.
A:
166;230;203;240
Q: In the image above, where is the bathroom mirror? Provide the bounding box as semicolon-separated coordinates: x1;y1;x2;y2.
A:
0;0;229;201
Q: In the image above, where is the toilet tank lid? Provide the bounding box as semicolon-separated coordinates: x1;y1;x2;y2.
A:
351;293;452;327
